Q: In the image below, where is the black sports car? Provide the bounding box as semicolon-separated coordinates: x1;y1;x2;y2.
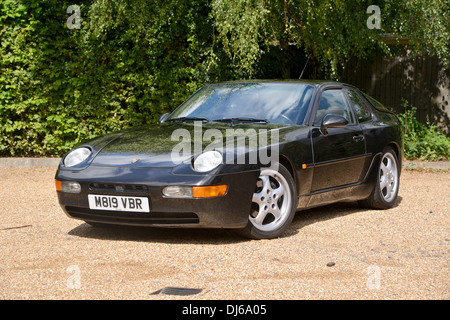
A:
55;80;403;239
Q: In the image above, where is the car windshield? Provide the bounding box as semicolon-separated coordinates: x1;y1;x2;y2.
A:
168;82;314;125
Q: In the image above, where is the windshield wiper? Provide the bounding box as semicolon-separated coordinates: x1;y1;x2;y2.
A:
166;116;210;123
212;117;269;124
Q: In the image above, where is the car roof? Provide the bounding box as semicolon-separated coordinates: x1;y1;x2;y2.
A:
210;79;349;88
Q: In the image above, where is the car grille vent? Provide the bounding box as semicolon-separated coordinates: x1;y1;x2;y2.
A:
89;183;148;194
65;207;200;225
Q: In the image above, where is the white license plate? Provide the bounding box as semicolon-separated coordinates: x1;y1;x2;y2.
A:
88;195;150;213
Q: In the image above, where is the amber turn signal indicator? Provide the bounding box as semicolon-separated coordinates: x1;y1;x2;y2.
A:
192;185;228;198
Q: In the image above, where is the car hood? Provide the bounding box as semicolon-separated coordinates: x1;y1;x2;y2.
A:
87;122;294;168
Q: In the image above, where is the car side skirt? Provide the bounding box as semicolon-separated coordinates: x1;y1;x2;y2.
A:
296;152;382;210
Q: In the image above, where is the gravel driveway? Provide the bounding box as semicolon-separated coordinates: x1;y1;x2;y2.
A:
0;167;448;300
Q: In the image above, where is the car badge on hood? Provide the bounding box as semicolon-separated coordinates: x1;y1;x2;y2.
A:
131;158;140;164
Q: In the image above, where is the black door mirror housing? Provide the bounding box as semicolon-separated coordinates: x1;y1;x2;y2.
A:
321;114;348;136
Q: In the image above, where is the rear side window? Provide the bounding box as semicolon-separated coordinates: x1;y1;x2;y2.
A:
361;91;394;122
346;89;373;123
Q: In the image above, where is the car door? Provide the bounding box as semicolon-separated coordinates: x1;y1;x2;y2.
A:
310;88;367;192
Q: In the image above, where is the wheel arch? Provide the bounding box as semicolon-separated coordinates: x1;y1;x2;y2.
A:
387;141;403;172
278;154;296;183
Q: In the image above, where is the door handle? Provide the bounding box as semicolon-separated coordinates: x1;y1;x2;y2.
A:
353;134;365;142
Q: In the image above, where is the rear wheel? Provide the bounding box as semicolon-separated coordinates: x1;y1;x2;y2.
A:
361;146;400;209
236;164;296;239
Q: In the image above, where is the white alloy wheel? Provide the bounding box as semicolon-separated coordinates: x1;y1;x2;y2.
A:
237;164;296;239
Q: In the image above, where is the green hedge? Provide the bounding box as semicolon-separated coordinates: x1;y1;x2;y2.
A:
0;0;222;156
397;101;450;161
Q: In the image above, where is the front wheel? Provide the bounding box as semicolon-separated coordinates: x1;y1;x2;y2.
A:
236;164;296;239
361;146;400;209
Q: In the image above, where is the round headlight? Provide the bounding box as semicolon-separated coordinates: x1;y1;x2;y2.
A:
193;151;223;172
64;147;92;167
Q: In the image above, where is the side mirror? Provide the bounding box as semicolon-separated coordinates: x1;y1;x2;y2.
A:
158;113;170;123
321;114;348;136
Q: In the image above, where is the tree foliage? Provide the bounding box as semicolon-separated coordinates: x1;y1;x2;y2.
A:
211;0;449;78
0;0;448;156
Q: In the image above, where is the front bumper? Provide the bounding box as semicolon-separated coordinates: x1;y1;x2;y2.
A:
56;166;259;229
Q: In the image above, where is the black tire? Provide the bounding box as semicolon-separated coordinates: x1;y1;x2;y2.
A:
235;164;297;239
360;146;400;209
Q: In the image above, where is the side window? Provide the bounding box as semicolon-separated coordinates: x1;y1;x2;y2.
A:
313;89;355;126
346;89;373;123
